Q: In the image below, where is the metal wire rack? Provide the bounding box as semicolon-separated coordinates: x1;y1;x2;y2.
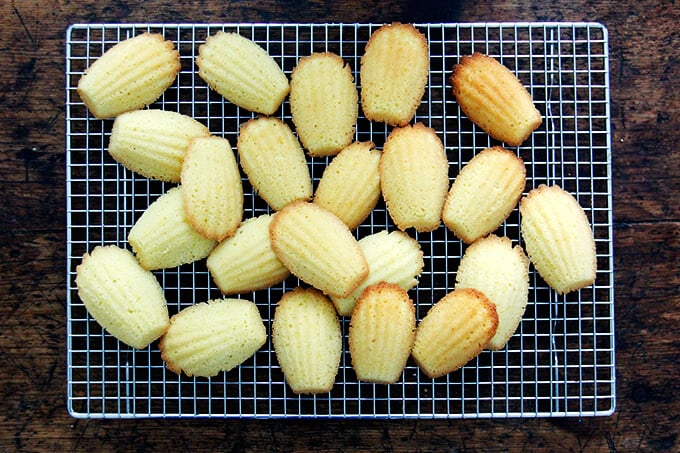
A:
66;22;614;418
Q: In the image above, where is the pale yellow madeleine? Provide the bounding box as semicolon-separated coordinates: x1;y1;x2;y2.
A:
197;31;289;115
75;245;169;349
109;110;210;183
78;33;180;118
520;184;597;294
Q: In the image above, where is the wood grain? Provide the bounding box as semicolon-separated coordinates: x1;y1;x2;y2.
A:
1;0;678;451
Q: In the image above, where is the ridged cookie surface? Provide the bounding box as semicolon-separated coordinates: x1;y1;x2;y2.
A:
380;123;449;232
128;186;217;270
451;52;542;146
331;230;423;316
442;147;526;243
181;136;243;241
160;298;267;377
75;245;169;349
412;288;498;379
78;33;180;118
455;235;530;350
207;214;290;295
197;31;289;115
237;117;312;211
360;23;429;126
520;184;597;294
349;282;416;384
290;52;358;156
272;288;342;394
270;201;368;298
314;141;381;230
109;109;210;183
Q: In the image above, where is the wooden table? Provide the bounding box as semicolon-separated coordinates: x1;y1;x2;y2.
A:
1;1;678;450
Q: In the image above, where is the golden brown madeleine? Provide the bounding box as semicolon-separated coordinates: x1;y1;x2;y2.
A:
313;141;381;230
349;282;416;384
75;245;169;349
78;33;180;118
451;52;542;146
380;123;449;232
237;117;313;211
290;52;358;157
331;230;424;316
128;186;217;270
360;23;429;126
181;136;243;241
412;288;498;379
272;288;342;394
197;31;289;115
160;298;267;377
109;110;211;183
269;201;368;298
442;147;526;243
455;235;530;350
520;184;597;294
206;214;290;295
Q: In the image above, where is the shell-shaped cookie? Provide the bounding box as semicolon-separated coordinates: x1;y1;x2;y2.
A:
331;230;424;316
451;52;542;146
237;117;312;211
181;136;243;241
380;123;449;232
442;147;526;243
78;33;180;118
349;282;416;384
75;245;169;349
272;288;342;394
270;201;368;298
360;23;429;126
197;31;289;115
412;288;498;379
520;184;597;294
455;235;530;350
290;52;358;156
206;214;290;295
314;141;381;230
128;186;217;270
109;110;211;183
160;298;267;377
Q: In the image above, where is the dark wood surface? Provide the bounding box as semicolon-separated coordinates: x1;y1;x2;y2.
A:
1;0;678;451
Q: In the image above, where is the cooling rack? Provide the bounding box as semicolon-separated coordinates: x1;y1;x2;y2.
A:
66;22;615;418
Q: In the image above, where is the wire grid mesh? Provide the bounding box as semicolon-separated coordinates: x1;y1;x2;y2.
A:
66;22;614;418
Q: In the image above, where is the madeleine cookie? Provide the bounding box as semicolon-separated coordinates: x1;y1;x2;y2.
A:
290;52;358;156
331;230;424;316
197;31;289;115
75;245;169;349
380;123;449;232
451;52;542;146
272;288;342;394
160;299;267;377
520;184;597;294
237;117;312;211
349;282;416;384
412;288;498;379
108;110;210;183
360;23;429;126
181;136;243;241
455;235;530;350
313;141;381;230
206;214;290;295
442;147;526;243
78;33;180;118
269;201;368;298
128;186;217;270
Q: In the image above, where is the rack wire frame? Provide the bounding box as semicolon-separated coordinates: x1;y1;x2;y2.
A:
66;22;615;419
